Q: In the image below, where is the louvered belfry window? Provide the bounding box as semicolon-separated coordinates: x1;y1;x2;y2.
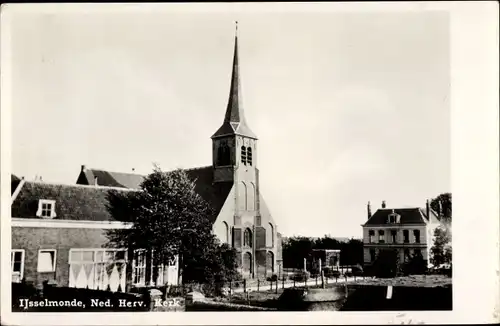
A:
247;147;252;166
241;146;247;165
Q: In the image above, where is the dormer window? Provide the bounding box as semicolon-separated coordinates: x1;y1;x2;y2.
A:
387;210;400;224
37;199;56;219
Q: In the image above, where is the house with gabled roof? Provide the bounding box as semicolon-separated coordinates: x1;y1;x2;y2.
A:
11;178;179;292
75;24;282;279
362;200;442;267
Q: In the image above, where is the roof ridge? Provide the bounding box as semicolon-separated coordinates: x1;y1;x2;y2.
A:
25;180;138;192
89;168;143;176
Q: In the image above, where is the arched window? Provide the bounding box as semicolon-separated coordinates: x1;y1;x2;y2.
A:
222;222;229;244
241;146;247;165
266;251;274;273
243;228;252;248
239;182;247;211
247;183;256;211
268;223;274;247
247;147;253;166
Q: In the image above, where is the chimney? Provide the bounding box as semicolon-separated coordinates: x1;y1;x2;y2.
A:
381;201;386;209
367;201;372;219
426;199;430;218
94;176;98;186
81;165;86;172
132;168;135;172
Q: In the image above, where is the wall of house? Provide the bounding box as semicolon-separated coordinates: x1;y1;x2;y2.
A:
363;225;429;245
11;226;109;288
362;225;430;266
363;247;429;265
11;226;179;290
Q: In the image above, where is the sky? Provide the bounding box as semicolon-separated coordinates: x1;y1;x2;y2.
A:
8;9;450;238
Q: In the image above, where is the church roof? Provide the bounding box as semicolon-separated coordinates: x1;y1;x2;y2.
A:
212;23;257;140
77;167;144;189
363;207;440;226
76;166;233;223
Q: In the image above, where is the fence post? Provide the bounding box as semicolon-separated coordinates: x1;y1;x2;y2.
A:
321;270;325;289
244;279;247;293
229;281;232;299
275;280;278;294
282;276;285;289
257;279;260;292
315;275;318;286
293;278;296;288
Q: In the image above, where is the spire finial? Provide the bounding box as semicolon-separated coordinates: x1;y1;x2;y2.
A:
235;21;238;35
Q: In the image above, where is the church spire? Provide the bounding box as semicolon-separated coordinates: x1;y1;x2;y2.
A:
212;21;257;140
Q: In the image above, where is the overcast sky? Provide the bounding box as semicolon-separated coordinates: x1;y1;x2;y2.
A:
9;9;450;237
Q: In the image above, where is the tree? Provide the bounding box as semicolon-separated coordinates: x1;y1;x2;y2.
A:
282;237;315;269
430;225;452;268
282;235;364;270
371;249;400;278
429;193;452;269
402;251;427;275
106;166;238;290
431;193;452;222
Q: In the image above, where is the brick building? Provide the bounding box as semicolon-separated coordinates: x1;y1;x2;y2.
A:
11;179;179;291
362;200;442;267
74;25;282;279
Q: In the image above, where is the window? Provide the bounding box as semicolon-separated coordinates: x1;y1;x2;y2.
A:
378;230;385;243
69;248;127;291
391;230;397;243
239;182;247;211
369;249;376;262
247;182;256;211
368;230;375;243
36;199;56;219
37;249;56;272
269;223;274;247
241;146;247;165
223;222;229;244
247;147;253;166
133;250;147;285
414;249;422;257
243;228;252;248
11;250;25;283
403;230;409;243
413;230;421;243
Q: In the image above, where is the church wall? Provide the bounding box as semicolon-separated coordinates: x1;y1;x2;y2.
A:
211;186;236;245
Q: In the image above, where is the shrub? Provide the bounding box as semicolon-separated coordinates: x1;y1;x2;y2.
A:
371;249;400;278
402;252;427;276
292;271;310;282
266;274;278;282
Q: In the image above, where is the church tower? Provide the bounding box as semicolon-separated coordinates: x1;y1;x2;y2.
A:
211;22;263;278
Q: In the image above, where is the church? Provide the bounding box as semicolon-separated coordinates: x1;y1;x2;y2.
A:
75;24;283;279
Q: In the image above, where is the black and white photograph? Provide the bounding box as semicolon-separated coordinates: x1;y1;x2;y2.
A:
1;2;498;325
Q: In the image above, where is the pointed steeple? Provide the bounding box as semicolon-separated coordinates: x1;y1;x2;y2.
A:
212;22;257;140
